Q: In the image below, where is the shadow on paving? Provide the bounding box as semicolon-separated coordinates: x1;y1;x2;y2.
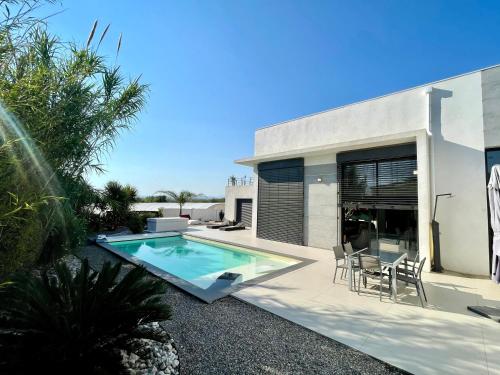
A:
78;245;408;375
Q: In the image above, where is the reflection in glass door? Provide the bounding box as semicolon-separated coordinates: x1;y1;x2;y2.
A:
370;209;418;253
343;207;418;254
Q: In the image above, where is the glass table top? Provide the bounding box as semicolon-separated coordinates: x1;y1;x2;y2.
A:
349;248;409;266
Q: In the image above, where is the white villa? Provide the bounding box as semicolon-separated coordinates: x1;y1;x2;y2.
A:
226;64;500;277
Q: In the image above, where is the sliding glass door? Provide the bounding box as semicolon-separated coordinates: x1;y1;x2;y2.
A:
338;144;419;253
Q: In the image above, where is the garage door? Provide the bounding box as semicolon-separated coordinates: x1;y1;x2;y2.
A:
236;199;253;227
257;158;304;245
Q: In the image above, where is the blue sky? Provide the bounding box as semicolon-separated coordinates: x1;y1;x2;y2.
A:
39;0;500;197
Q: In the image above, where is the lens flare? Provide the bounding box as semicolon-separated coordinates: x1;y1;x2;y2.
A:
0;100;67;240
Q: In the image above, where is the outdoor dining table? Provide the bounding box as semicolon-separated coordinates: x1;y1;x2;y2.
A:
347;247;408;302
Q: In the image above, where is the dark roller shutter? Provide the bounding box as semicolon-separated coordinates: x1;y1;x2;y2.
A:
257;158;304;245
338;144;418;210
236;199;253;227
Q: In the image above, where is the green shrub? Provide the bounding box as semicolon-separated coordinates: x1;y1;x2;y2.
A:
140;212;158;226
0;259;171;374
83;211;105;234
0;211;44;278
127;213;144;234
40;209;87;264
100;181;139;231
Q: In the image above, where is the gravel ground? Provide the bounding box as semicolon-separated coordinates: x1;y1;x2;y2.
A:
78;245;408;375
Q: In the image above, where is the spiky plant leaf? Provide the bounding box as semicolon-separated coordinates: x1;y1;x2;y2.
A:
0;259;171;373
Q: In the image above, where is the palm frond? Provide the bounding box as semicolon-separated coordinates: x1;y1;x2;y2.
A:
0;259;171;372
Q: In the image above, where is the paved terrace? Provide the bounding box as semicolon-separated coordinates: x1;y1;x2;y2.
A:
184;226;500;375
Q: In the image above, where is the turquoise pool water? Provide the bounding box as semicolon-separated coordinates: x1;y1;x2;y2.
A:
109;235;299;289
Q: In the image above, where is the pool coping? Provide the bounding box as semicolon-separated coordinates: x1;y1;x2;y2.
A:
95;233;316;303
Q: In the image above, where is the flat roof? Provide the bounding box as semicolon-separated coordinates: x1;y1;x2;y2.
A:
235;130;423;166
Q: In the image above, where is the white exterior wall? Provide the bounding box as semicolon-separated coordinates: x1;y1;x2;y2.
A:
160;208;181;218
224;184;254;222
429;72;489;275
160;204;225;221
254;88;427;156
416;132;432;272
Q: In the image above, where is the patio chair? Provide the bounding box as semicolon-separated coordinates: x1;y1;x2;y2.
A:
219;222;246;231
333;246;359;289
396;251;419;280
396;257;427;307
343;240;362;270
357;254;388;301
344;241;371;255
343;242;354;256
344;241;367;268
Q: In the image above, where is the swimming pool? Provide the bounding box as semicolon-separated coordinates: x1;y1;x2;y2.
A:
100;234;311;302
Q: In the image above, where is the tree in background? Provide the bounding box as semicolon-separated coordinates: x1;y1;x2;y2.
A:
0;2;148;276
156;190;194;216
101;181;138;230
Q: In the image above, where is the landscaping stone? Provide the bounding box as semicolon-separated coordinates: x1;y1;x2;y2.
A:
43;253;181;375
120;321;180;375
32;254;83;279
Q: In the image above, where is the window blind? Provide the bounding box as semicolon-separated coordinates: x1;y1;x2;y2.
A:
339;157;418;209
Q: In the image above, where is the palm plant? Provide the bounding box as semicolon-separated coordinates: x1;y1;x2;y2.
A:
157;190;194;216
101;181;138;229
0;259;171;374
123;184;138;202
0;13;148;273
